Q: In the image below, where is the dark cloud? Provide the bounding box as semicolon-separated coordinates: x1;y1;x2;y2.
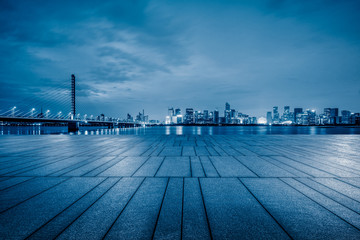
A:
0;0;360;120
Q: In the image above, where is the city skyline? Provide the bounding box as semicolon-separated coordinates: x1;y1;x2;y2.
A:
165;102;360;125
1;1;360;120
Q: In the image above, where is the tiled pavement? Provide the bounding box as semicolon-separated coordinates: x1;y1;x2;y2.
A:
0;135;360;239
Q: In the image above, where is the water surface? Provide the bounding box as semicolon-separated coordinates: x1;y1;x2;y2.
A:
1;125;360;135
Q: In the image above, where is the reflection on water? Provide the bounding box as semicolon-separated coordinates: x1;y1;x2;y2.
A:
1;125;360;135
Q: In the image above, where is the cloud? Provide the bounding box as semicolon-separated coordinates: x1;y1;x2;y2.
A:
0;0;360;120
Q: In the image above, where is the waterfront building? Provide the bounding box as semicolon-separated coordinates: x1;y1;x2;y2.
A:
342;110;351;124
209;111;214;123
203;110;209;121
225;102;231;123
185;108;194;124
294;108;303;124
266;112;272;125
168;107;174;117
250;117;257;124
214;110;219;124
273;106;279;123
350;113;360;125
282;106;290;121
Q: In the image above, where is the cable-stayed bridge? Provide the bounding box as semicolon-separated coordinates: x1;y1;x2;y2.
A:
0;75;142;132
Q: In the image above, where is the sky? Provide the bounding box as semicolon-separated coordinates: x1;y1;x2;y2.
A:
0;0;360;120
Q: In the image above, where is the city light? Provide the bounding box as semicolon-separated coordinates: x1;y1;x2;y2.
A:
164;103;359;126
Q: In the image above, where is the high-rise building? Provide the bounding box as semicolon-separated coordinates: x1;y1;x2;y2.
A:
203;110;209;121
175;108;181;116
225;102;230;111
307;109;316;125
330;108;339;124
273;106;279;123
323;108;331;124
330;108;339;117
185;108;194;124
225;102;231;123
168;107;174;117
294;108;303;124
282;106;290;121
214;110;219;124
209;111;214;122
341;110;351;124
266;112;272;125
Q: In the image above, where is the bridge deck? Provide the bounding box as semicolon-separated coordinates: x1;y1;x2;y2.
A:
0;135;360;239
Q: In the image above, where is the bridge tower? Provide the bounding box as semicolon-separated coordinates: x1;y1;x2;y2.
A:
68;74;79;132
71;74;76;119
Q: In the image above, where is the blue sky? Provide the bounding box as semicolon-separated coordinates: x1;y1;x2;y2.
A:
1;0;360;120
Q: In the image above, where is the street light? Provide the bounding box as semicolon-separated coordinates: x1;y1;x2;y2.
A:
45;110;50;118
30;108;35;118
12;106;16;117
57;111;62;118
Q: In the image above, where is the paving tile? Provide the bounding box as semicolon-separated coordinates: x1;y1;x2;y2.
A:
27;178;119;239
209;156;257;177
153;178;183;240
242;178;360;239
57;177;144;239
201;178;290;239
199;156;219;177
0;177;104;239
0;177;68;213
159;147;182;157
133;157;164;177
1;134;360;239
182;178;211;240
99;157;149;176
104;178;168;239
235;156;295;177
156;157;191;177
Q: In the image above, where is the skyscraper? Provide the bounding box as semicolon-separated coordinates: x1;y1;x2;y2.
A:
185;108;194;124
273;106;279;123
330;108;339;124
225;102;230;111
168;107;174;117
294;108;303;124
283;106;290;121
225;102;231;123
341;110;351;124
214;110;219;124
266;111;272;125
203;110;209;121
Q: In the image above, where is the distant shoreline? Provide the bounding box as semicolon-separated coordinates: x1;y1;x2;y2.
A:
153;124;360;128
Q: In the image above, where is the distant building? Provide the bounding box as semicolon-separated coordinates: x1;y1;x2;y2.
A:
185;108;194;124
307;109;316;125
266;112;272;125
168;107;174;117
203;110;209;121
250;117;257;124
273;106;279;123
214;110;219;124
127;113;133;122
225;102;230;111
294;108;303;124
341;110;351;124
282;106;290;121
225;102;231;123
